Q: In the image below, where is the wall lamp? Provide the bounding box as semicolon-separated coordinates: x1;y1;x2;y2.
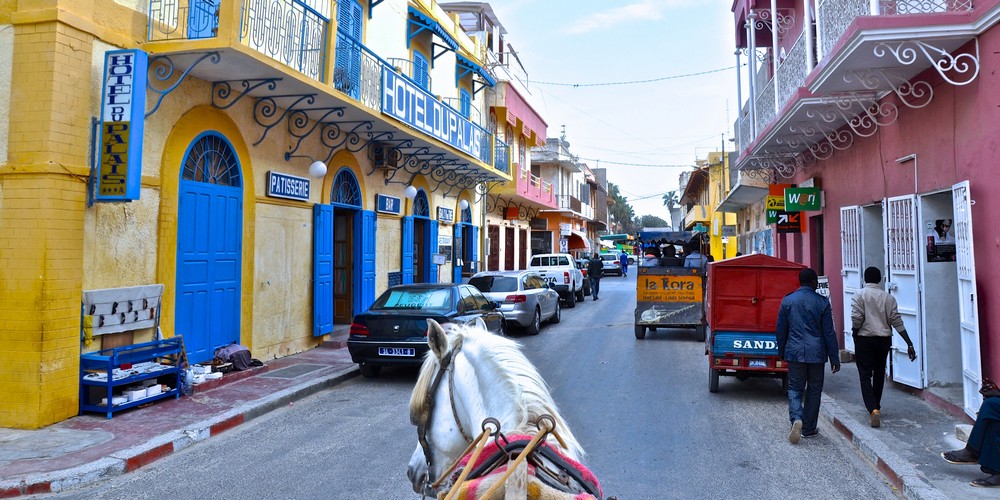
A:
459;199;470;210
403;185;418;200
308;160;328;178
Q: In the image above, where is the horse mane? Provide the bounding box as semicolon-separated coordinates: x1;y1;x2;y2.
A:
410;322;585;460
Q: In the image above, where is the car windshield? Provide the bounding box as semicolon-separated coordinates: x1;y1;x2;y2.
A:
372;288;452;311
469;276;518;293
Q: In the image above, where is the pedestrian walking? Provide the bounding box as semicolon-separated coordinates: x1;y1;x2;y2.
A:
587;252;604;301
620;250;630;277
776;268;840;443
940;379;1000;488
850;266;917;427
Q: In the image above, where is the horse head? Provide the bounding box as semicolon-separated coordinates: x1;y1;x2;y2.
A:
406;318;584;496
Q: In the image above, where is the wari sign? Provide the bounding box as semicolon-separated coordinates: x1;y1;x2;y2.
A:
266;171;310;201
376;194;402;215
382;71;490;165
97;49;148;201
784;187;821;211
775;211;801;233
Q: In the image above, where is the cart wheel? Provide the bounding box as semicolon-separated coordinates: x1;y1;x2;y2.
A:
709;368;719;393
695;324;707;342
781;373;789;393
634;324;646;340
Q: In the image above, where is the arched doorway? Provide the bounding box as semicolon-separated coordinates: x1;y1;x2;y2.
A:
175;132;243;364
331;168;362;324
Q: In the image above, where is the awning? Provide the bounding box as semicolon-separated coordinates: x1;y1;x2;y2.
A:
456;53;496;86
567;230;590;251
717;183;768;213
408;6;459;51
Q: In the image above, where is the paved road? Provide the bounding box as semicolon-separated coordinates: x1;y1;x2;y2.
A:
44;273;897;499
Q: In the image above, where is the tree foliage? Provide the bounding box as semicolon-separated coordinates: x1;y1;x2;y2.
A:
607;183;636;235
639;215;670;228
661;190;679;211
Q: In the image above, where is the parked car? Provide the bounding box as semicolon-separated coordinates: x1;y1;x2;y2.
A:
468;270;560;335
600;253;623;276
526;253;585;306
347;283;505;378
574;259;593;296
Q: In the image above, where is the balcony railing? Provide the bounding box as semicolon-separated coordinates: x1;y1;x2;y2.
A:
754;77;775;136
494;139;509;174
148;0;329;81
442;97;483;126
335;31;391;112
513;167;555;206
776;32;807;113
684;204;712;228
555;194;582;213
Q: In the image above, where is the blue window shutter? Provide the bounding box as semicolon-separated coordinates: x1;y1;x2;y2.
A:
414;52;429;90
402;216;414;284
313;204;334;336
453;224;462;284
357;210;377;316
460;90;471;119
427;220;439;283
469;225;479;274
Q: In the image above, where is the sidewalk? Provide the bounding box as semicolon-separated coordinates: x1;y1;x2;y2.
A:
0;347;986;498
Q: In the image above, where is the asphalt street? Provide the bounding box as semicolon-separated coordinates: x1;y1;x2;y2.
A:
39;273;897;499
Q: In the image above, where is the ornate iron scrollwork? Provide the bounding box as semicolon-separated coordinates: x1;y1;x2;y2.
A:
874;38;980;86
211;78;281;110
146;52;221;117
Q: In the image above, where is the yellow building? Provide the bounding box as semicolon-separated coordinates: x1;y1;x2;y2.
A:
0;0;511;428
681;151;738;260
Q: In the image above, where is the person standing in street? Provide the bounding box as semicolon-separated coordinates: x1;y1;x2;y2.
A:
587;252;604;301
851;266;917;428
776;268;840;444
620;250;630;277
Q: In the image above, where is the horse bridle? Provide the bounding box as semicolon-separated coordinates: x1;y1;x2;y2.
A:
416;345;474;494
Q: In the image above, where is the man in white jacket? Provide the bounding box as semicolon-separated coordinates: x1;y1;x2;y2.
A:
851;266;917;428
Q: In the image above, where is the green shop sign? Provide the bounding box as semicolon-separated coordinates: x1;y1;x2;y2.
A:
784;187;821;211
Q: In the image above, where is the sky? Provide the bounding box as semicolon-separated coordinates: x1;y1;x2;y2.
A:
486;1;741;221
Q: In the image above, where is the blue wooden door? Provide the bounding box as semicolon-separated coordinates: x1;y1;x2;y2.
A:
176;133;242;364
355;210;377;316
453;224;463;283
402;216;414;284
313;204;334;336
425;220;439;283
188;0;220;39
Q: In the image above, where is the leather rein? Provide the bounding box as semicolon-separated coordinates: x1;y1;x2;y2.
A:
416;345;474;495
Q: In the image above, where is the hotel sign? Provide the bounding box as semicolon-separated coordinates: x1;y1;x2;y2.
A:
97;49;147;201
266;171;310;201
382;71;490;164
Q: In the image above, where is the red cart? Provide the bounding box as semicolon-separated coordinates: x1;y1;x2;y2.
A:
705;254;805;393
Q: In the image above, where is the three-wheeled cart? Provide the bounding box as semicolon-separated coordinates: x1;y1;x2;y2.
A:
634;265;706;341
705;254;805;393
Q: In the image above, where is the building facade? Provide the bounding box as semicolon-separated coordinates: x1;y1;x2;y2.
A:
531;137;599;260
729;0;998;418
0;0;513;428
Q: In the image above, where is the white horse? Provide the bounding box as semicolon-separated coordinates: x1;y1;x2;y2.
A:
406;319;601;499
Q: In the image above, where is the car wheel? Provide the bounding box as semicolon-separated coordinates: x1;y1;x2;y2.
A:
550;301;561;324
634;324;646;339
695;324;707;342
564;291;576;308
575;286;585;302
359;364;381;378
709;368;719;393
526;308;541;336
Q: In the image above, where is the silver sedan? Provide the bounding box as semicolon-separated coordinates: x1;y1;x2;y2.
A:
468;270;561;335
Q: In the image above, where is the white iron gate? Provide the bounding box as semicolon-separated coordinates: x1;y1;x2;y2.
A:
885;195;924;388
840;206;862;353
953;181;982;418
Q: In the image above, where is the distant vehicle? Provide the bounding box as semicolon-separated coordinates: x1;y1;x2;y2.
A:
347;283;505;378
526;253;585;307
468;270;561;335
574;259;593;296
600;253;623;276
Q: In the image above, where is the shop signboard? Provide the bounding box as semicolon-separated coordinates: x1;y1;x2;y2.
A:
784;187;821;211
376;194;402;215
96;49;148;202
266;171;310;201
437;206;455;224
775;211;801;233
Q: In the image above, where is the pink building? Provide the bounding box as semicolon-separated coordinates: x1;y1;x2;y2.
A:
728;0;998;419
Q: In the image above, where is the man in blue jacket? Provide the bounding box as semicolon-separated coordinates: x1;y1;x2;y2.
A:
776;268;840;444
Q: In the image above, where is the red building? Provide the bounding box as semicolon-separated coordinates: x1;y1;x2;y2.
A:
727;0;998;419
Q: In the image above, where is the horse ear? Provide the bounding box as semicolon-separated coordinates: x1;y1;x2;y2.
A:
426;318;448;359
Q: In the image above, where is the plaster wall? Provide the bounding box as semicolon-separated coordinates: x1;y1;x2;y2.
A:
0;24;11;165
781;30;1000;379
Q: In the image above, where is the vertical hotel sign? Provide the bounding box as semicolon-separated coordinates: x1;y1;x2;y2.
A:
97;49;147;201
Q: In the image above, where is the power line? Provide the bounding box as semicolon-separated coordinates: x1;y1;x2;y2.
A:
579;157;693;168
530;65;739;88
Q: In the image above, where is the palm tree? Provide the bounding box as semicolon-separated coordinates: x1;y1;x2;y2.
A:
661;190;679;211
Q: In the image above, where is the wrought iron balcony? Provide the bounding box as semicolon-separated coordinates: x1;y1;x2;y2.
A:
148;0;329;81
493;139;509;175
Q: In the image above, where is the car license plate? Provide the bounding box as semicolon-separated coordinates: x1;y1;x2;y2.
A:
379;347;415;357
749;359;767;368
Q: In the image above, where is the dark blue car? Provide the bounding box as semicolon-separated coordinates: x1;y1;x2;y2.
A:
347;283;506;377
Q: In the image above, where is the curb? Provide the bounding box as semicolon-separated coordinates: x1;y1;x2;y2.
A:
0;366;359;497
820;394;948;500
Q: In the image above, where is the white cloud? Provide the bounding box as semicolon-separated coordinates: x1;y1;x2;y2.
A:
562;0;695;35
